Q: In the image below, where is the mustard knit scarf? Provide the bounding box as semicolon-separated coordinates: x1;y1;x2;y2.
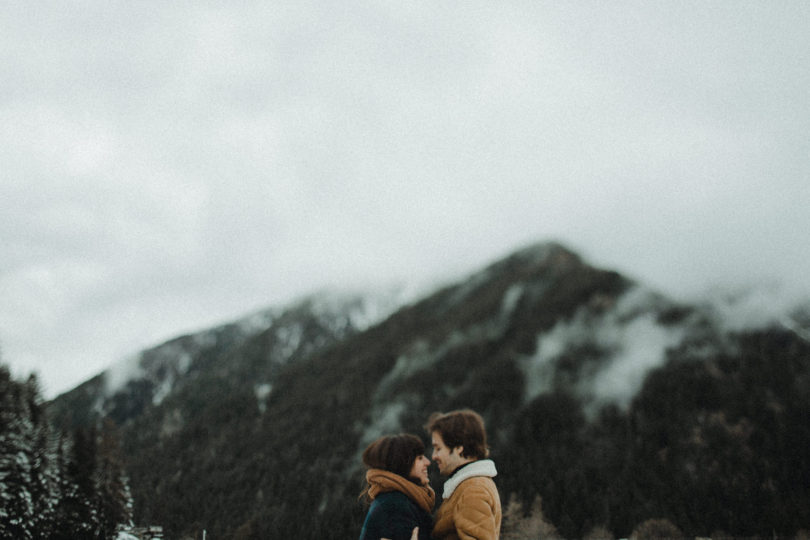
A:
365;469;436;514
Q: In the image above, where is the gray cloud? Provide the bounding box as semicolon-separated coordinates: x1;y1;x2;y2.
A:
2;1;809;397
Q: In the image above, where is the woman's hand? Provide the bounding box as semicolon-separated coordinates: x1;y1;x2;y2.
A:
380;526;418;540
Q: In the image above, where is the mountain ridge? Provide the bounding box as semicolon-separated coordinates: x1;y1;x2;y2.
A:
48;241;810;538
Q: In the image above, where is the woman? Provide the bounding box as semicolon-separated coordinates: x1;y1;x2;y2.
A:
358;434;435;540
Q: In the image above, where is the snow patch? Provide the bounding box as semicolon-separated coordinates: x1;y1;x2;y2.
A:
176;352;192;376
275;323;303;361
151;376;173;406
591;313;684;408
104;353;145;396
254;383;273;413
360;401;406;446
781;315;810;342
191;330;218;349
377;341;444;395
105;341;195;400
501;284;524;318
160;408;183;438
235;308;276;335
705;282;803;332
376;287;526;398
445;267;494;308
519;319;572;400
310;288;408;333
346;296;392;330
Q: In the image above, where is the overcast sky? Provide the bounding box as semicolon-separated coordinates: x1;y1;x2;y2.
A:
2;1;809;398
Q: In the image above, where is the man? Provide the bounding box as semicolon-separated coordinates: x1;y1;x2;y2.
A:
426;409;502;540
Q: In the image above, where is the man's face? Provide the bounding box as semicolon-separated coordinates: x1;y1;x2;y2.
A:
431;431;466;477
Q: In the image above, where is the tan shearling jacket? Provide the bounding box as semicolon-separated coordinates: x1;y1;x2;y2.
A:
432;460;502;540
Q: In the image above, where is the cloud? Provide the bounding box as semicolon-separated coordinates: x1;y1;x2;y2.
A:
2;1;809;397
519;287;688;410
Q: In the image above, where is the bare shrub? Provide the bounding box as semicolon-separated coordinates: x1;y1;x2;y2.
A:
629;517;684;540
583;524;615;540
501;494;561;540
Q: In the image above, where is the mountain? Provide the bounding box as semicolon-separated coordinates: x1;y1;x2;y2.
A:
48;241;810;539
49;290;404;430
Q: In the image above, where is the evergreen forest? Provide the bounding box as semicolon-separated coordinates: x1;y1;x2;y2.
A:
0;366;133;539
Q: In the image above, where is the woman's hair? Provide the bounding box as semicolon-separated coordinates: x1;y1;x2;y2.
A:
425;409;489;460
360;434;426;504
362;433;425;479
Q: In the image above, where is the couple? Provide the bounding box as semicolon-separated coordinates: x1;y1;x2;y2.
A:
359;409;502;540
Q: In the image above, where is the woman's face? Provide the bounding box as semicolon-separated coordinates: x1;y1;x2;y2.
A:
409;454;431;485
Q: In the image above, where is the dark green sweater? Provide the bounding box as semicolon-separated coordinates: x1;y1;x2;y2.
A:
359;491;433;540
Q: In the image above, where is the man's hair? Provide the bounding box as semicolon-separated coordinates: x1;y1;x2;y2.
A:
425;409;489;460
362;433;426;480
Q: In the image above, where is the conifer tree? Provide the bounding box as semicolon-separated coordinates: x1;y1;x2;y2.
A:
52;433;79;540
25;374;58;537
96;418;134;537
53;426;102;539
0;365;35;539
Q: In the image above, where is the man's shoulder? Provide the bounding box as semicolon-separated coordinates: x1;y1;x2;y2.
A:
455;475;499;500
457;475;498;489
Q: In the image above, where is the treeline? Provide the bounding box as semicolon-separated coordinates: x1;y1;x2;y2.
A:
495;328;810;538
0;365;133;539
